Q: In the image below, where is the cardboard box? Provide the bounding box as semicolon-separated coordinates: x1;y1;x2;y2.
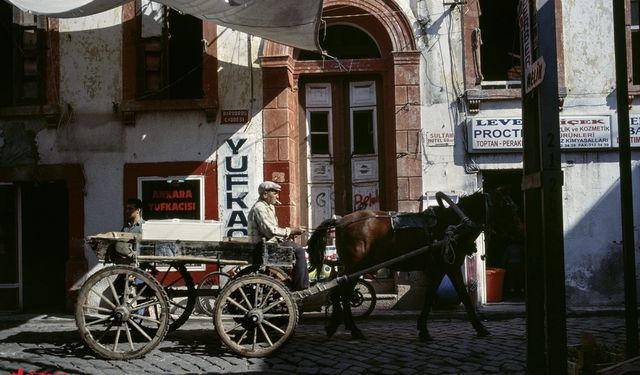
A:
142;220;223;242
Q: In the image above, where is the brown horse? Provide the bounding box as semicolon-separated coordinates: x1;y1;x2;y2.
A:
306;189;523;342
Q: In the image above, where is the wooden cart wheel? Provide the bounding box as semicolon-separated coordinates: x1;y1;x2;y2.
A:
75;265;170;359
213;274;298;357
324;278;377;319
140;262;195;332
196;271;232;317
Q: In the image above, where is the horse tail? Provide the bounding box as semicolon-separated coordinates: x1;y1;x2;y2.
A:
307;218;338;272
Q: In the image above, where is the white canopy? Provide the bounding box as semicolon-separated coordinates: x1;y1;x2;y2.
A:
5;0;323;51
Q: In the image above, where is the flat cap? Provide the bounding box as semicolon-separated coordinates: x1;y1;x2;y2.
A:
258;181;281;194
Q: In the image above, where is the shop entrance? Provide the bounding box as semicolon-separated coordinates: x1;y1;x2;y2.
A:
482;170;524;302
21;181;69;312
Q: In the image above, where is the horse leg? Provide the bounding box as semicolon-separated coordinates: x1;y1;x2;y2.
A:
417;271;444;342
325;289;343;337
448;269;489;337
341;280;364;340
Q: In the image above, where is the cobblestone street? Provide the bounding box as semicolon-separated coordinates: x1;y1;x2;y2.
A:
0;312;630;374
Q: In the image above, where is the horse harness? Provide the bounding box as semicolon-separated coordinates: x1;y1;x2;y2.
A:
327;206;484;265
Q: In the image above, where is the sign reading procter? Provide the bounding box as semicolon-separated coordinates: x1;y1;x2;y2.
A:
468;115;613;152
469;118;523;151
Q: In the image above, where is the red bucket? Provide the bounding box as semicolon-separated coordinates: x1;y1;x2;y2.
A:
486;268;506;302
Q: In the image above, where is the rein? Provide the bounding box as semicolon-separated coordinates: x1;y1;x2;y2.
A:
436;192;484;265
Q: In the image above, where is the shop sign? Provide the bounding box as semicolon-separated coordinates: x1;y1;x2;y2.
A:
628;115;640;148
467;115;612;152
140;177;202;220
559;116;611;149
217;134;259;237
221;109;249;124
427;131;455;146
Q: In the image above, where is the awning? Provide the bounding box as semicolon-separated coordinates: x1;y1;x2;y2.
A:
5;0;323;51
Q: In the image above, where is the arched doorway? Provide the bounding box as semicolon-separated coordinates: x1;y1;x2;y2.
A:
261;0;420;230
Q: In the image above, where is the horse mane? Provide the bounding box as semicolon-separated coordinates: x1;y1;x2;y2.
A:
306;218;337;272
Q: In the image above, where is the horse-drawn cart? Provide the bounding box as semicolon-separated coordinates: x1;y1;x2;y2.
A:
78;233;302;359
76;193;488;359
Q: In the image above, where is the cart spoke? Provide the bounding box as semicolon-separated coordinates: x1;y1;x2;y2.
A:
225;296;249;313
262;319;286;335
262;314;291;318
235;329;249;345
238;287;253;309
252;327;257;351
94;321;115;344
258;323;274;346
124;321;134;350
136;283;150;298
220;314;245;319
113;326;122;352
253;284;262;306
158;264;172;284
90;288;117;309
128;319;154;341
83;305;113;314
130;313;161;325
262;297;286;314
224;321;244;334
257;287;275;309
122;277;131;305
85;315;112;327
106;278;121;307
132;299;160;311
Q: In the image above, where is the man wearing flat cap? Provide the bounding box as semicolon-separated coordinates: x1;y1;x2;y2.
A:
248;181;309;291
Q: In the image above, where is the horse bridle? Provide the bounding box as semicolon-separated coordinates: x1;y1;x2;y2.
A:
435;191;486;264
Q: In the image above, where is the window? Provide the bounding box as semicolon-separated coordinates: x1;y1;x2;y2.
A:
463;0;566;112
629;0;640;92
309;111;331;155
299;24;380;60
0;3;53;109
121;0;218;125
139;2;202;100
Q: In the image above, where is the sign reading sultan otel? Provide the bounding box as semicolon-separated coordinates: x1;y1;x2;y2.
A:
467;115;615;152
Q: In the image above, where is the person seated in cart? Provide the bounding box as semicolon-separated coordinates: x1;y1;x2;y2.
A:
248;181;309;291
122;198;145;233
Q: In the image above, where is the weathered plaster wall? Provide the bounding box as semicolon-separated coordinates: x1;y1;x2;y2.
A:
29;11;267;237
415;0;640;307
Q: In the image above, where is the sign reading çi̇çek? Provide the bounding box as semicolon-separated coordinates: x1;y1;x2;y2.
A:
468;115;613;152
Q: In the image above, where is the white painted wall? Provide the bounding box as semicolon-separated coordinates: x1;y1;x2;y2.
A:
416;0;640;306
4;1;638;307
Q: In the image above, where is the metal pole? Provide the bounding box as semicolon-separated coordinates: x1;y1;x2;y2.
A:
521;0;567;372
520;0;546;368
536;1;567;371
612;0;639;359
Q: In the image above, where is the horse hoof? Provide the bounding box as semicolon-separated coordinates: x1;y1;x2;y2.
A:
418;332;433;342
325;324;338;338
476;328;490;337
351;330;365;340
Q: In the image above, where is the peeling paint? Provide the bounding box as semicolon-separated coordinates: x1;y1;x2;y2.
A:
0;123;39;167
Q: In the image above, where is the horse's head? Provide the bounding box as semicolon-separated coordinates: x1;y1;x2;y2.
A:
445;188;522;254
483;187;523;242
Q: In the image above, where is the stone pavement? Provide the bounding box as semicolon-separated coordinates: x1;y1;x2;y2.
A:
0;310;630;375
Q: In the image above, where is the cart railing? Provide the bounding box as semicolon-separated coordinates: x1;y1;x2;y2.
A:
86;232;294;268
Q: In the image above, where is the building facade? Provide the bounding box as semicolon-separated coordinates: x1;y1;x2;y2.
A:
0;0;638;312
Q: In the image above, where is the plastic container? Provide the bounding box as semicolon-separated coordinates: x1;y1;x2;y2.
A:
435;274;460;306
486;267;506;303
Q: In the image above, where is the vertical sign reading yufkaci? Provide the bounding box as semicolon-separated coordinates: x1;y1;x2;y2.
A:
218;134;260;237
